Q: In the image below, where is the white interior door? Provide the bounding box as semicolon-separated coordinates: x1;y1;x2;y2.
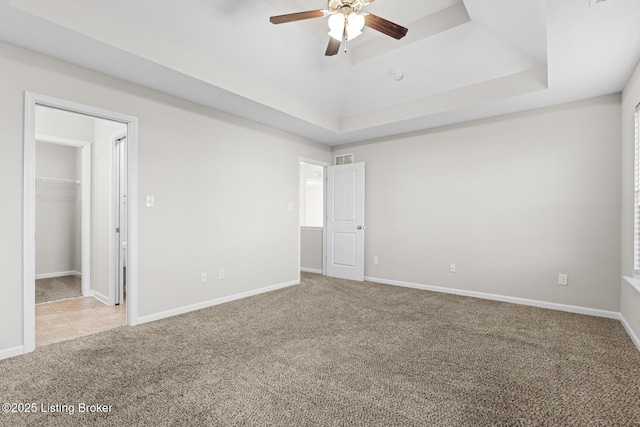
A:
114;135;128;305
326;162;365;281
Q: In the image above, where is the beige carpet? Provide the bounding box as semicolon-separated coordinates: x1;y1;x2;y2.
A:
2;273;639;426
35;276;82;304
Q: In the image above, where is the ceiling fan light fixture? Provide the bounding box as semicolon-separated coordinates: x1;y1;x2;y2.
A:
328;13;346;40
346;29;362;41
328;29;344;41
346;13;365;40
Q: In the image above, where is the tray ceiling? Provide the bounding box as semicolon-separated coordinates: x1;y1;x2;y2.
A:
0;0;638;145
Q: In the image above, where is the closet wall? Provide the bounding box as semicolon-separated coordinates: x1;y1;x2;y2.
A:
35;142;81;277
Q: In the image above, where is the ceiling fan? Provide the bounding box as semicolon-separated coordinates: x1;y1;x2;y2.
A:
269;0;408;56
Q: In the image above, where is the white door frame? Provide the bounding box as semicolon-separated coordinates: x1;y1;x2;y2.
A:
35;134;92;297
298;157;330;277
23;91;140;354
111;132;127;307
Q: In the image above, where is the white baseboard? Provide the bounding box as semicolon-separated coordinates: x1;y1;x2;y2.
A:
35;271;81;280
301;268;323;274
365;276;620;319
137;279;300;325
92;291;111;306
0;345;25;361
620;314;640;352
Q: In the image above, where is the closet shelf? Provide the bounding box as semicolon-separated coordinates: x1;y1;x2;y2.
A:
36;176;80;185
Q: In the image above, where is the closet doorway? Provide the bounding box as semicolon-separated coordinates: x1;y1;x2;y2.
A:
35;136;90;303
24;94;139;354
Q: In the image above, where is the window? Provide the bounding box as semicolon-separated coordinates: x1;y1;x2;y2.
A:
635;104;640;275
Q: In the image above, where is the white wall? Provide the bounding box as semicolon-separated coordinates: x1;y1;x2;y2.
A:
35;142;80;276
333;94;622;312
36;106;95;141
0;41;330;354
621;60;640;343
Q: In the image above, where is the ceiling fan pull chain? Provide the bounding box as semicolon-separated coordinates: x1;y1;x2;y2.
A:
343;24;348;53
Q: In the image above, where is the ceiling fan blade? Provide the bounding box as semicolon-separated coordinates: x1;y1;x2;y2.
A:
270;10;326;24
325;37;341;56
364;14;408;39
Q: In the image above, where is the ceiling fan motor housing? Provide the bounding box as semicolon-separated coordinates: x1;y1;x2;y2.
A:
328;0;367;14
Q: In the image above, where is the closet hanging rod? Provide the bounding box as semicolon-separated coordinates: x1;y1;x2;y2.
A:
36;176;80;185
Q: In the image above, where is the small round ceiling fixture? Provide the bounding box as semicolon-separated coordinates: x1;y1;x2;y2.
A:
391;67;404;81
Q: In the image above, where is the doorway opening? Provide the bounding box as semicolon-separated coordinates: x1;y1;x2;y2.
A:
299;159;328;276
298;158;366;281
24;93;139;354
35;134;89;306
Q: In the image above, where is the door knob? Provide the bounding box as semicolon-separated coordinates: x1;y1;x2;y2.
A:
357;225;366;230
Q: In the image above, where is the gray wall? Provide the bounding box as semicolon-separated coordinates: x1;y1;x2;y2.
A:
333;94;622;312
35;141;80;276
0;41;330;353
301;228;323;273
621;60;640;341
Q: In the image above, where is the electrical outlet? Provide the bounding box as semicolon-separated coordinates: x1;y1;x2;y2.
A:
200;272;207;283
219;269;225;280
374;256;379;265
449;263;456;273
558;274;568;286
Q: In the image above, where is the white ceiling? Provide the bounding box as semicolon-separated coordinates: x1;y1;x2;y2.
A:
0;0;638;145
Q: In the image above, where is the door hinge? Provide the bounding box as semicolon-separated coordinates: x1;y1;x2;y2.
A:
116;227;120;233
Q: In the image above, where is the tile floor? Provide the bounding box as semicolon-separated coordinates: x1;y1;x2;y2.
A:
35;297;126;347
